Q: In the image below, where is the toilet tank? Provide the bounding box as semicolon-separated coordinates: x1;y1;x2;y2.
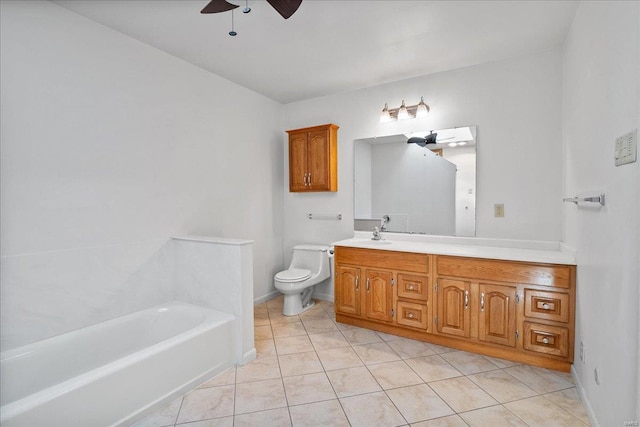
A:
290;245;330;274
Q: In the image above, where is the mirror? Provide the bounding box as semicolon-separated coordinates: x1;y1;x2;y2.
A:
354;126;476;236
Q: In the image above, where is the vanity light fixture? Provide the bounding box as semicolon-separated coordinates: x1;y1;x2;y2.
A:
379;97;430;123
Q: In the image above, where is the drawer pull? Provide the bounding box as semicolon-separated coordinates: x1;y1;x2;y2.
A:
408;312;414;319
408;284;414;290
542;337;550;344
542;303;550;310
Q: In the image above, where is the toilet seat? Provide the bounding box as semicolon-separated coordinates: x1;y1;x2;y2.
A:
275;268;311;282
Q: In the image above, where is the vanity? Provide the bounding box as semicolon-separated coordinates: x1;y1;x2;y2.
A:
333;235;576;372
344;125;575;371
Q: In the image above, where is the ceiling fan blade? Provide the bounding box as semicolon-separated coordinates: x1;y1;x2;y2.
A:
201;0;239;14
266;0;302;19
407;137;427;147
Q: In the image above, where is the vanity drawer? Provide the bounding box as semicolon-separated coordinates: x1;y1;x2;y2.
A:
396;301;428;330
523;322;569;358
335;247;429;274
436;256;571;288
524;290;569;323
397;273;429;301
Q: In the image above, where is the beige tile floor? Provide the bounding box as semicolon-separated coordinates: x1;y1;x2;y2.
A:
134;296;590;427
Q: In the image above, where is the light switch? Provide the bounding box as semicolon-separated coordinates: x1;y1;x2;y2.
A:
615;129;637;166
494;203;505;218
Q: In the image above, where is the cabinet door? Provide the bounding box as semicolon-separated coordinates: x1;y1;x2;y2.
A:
289;131;308;191
436;279;471;338
364;269;393;322
478;283;517;347
307;129;331;190
335;266;361;316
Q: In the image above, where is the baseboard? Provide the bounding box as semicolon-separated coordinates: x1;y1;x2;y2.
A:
254;290;280;305
571;365;599;427
312;292;334;302
241;348;256;365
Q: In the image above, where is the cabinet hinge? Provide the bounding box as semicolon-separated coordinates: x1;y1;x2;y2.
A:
434;316;438;325
515;293;521;304
515;330;519;340
434;284;438;292
391;278;395;286
391;309;395;317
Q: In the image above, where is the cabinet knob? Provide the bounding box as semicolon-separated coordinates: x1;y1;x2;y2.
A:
542;337;550;344
408;312;414;319
542;303;550;310
408;285;414;290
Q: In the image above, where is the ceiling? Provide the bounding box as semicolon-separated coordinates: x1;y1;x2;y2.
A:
53;0;579;104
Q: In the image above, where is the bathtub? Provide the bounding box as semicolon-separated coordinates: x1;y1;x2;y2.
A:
0;301;237;427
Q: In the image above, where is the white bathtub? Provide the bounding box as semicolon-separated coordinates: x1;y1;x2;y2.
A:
0;301;237;427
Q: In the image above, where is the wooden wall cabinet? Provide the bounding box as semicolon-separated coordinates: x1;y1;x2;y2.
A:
286;124;338;192
335;247;576;372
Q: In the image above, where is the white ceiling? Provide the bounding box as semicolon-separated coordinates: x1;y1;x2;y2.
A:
53;0;579;104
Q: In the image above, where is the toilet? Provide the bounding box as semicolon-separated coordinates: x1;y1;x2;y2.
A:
274;244;333;316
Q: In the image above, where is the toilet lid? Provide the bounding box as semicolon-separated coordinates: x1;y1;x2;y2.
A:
276;268;311;282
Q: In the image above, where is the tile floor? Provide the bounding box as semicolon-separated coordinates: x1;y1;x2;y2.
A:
134;296;590;427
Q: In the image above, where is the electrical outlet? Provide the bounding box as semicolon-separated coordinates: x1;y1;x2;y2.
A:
494;203;505;218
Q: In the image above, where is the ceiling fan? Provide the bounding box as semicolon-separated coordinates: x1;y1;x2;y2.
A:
407;132;438;147
202;0;303;35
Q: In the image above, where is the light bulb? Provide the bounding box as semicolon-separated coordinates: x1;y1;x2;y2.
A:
416;96;429;118
398;100;410;120
380;103;392;123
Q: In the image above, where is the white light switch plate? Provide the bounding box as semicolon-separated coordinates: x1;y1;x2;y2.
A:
615;129;637;166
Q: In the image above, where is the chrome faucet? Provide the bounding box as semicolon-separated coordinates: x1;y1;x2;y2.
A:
372;226;382;241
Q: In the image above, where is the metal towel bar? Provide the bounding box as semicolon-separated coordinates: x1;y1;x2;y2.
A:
562;193;605;206
308;213;342;220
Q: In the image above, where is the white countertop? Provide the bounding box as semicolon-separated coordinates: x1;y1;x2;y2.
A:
333;232;576;265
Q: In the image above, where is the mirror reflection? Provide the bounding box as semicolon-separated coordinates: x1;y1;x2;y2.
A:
354;126;476;236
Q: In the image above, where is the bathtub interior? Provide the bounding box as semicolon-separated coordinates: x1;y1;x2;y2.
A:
0;302;239;427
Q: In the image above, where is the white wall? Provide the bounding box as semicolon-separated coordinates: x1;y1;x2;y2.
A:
562;2;640;425
0;1;284;349
283;48;563;299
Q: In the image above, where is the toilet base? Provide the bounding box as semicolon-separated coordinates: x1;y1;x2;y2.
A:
282;295;316;316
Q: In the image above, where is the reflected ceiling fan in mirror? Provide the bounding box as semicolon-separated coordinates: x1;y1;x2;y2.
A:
407;132;438;147
201;0;303;36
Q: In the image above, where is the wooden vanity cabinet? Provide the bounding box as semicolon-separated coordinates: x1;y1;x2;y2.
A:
334;247;432;331
286;124;338;192
335;247;576;372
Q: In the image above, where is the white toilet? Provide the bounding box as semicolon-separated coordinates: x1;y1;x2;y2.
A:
274;244;333;316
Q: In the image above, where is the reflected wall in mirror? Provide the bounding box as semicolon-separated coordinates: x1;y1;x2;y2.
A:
354;126;476;236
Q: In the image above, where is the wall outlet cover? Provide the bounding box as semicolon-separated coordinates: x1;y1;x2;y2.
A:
494;203;505;218
615;129;637;166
